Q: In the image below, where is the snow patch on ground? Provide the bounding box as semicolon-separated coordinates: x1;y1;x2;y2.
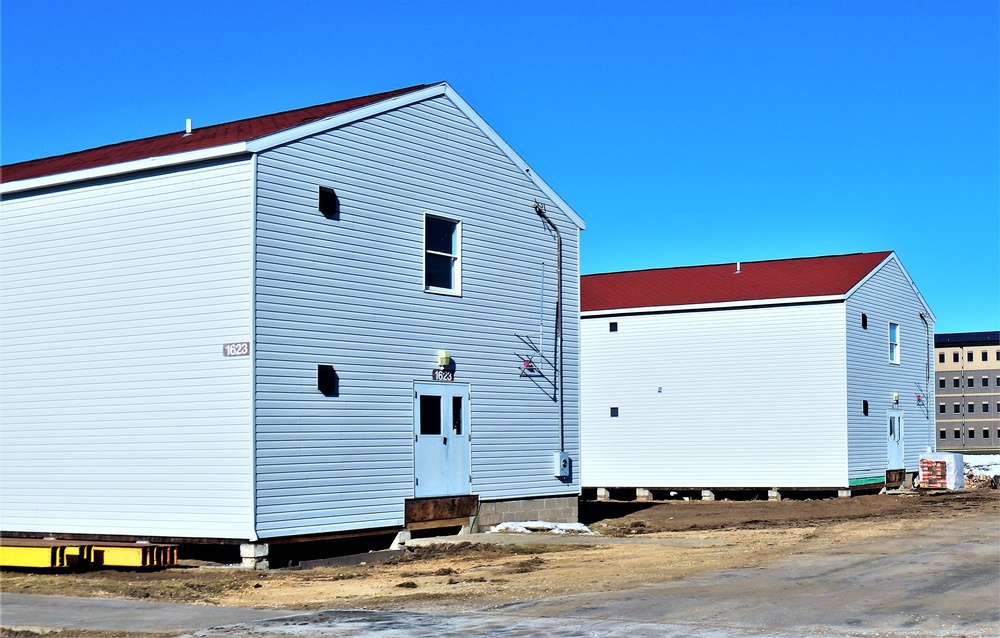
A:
488;521;597;535
964;454;1000;476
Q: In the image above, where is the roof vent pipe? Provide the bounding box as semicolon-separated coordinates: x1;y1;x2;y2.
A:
184;119;192;136
734;261;741;274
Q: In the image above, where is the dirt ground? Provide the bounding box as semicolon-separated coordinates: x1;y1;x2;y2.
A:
2;489;996;621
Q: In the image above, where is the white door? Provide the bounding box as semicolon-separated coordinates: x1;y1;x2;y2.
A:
887;409;904;470
413;382;471;498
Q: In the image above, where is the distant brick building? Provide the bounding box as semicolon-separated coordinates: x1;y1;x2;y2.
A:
934;331;1000;453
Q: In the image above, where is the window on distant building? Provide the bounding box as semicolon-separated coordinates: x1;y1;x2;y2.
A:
969;428;976;438
954;404;961;413
939;378;945;389
983;377;989;388
888;323;900;364
983;351;989;362
983;403;990;413
954;378;960;388
424;214;461;294
968;351;974;362
954;429;961;439
968;377;974;387
939;404;946;414
968;403;975;413
939;429;946;440
954;352;960;363
938;352;945;364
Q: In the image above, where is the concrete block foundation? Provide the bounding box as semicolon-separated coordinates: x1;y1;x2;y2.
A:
474;495;578;531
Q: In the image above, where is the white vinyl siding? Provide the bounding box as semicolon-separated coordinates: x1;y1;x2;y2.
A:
581;302;848;488
253;95;579;538
0;159;256;539
845;257;934;482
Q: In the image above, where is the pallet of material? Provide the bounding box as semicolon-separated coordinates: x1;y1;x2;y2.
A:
917;452;965;490
920;460;948;489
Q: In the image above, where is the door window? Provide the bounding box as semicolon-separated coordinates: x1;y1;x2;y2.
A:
452;396;463;435
420;395;442;435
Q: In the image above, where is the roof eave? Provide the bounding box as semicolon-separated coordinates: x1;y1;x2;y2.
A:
0;142;249;195
581;293;847;317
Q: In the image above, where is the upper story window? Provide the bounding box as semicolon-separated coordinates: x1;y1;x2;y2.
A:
424;214;461;294
861;313;868;329
888;323;900;364
953;352;959;363
938;352;944;364
983;351;989;362
967;351;974;362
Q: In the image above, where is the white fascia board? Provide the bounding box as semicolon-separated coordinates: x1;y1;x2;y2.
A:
441;86;586;230
845;252;936;323
581;294;846;318
0;143;249;195
245;84;450;153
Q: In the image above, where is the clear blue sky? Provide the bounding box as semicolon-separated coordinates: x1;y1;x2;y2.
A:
2;0;997;333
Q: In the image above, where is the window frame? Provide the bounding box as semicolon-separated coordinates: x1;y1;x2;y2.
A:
422;212;462;296
888;322;900;364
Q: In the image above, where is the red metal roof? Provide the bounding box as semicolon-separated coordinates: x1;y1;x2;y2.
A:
582;252;894;312
0;84;431;184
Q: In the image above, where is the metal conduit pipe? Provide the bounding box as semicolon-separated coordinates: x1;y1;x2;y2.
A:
920;312;931;423
534;201;564;452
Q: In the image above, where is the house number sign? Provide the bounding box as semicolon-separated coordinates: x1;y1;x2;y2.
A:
431;369;454;381
223;342;250;357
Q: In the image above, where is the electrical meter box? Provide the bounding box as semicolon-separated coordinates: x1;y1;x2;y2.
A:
554;451;571;478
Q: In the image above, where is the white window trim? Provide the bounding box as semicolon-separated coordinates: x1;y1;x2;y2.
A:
888;322;900;365
423;212;462;296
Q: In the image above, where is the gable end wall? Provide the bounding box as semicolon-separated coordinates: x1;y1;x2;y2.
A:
253;95;580;538
845;257;935;481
